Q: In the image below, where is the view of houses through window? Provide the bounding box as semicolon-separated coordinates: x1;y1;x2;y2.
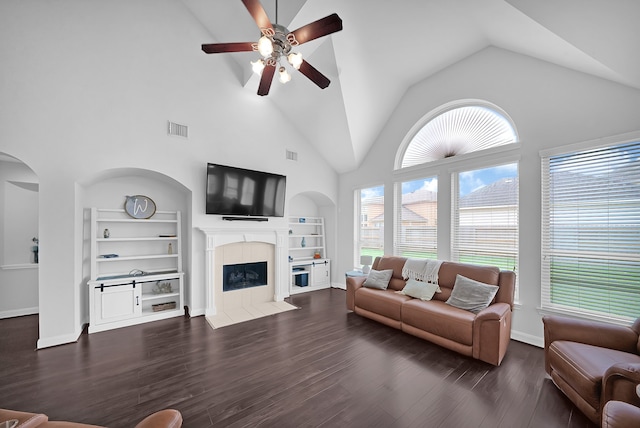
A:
541;140;640;320
358;186;384;261
452;163;519;272
394;177;438;259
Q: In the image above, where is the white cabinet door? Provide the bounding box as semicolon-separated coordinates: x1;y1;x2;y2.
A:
311;260;330;287
93;284;141;325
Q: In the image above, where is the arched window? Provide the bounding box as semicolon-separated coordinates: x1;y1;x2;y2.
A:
397;102;518;169
391;101;520;296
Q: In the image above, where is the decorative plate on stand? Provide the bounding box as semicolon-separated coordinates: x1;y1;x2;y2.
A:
124;195;156;219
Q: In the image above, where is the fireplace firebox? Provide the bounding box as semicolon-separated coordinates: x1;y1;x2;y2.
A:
222;261;268;292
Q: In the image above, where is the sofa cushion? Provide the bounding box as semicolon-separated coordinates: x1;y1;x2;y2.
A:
446;275;499;313
402;299;475;345
401;279;440;301
548;341;640;410
363;269;393;290
355;287;411;321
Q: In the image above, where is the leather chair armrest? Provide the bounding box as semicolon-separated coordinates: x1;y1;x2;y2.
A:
0;409;48;428
134;409;182;428
543;315;638;353
346;276;367;311
602;363;640;407
602;401;640;428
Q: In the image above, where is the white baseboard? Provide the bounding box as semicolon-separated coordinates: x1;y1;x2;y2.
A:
332;282;346;290
37;328;82;349
511;330;544;348
0;307;38;319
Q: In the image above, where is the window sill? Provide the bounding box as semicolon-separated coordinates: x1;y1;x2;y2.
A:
1;263;39;270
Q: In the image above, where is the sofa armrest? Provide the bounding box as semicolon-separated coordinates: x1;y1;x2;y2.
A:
602;363;640;408
543;316;639;374
134;409;182;428
475;302;510;321
602;401;640;428
472;302;512;366
0;409;48;428
346;276;367;311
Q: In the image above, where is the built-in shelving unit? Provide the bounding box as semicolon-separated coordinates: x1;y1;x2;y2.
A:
87;208;184;333
288;216;330;294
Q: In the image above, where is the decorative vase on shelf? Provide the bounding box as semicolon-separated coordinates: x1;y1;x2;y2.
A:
301;237;306;248
103;228;110;238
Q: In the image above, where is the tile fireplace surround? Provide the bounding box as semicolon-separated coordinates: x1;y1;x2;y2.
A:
199;226;289;317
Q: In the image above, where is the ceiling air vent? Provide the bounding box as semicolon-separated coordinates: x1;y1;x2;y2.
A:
286;149;298;161
168;121;188;138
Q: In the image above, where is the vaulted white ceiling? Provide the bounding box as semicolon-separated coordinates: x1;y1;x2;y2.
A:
180;0;640;174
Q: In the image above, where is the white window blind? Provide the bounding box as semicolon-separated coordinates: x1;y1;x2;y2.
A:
541;140;640;321
452;164;519;273
357;186;385;262
400;105;517;168
394;177;437;258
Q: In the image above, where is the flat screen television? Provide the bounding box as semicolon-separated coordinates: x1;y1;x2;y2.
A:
206;163;286;217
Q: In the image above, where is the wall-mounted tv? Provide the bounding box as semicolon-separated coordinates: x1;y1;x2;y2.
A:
206;163;286;217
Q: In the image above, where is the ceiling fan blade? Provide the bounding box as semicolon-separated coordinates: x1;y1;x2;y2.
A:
290;13;342;45
201;42;255;54
257;63;276;96
241;0;273;35
298;60;330;89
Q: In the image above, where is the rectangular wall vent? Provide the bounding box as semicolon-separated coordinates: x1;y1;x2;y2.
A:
168;121;188;138
286;149;298;161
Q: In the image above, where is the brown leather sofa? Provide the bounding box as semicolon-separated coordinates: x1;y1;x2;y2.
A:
0;408;182;428
543;315;640;425
346;256;516;366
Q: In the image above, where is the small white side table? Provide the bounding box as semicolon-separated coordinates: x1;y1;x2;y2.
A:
345;270;367;278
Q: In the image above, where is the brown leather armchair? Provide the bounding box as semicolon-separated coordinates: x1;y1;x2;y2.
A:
0;408;182;428
602;400;640;428
543;315;640;425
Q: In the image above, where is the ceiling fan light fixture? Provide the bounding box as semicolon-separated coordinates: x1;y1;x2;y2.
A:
287;52;302;70
278;66;291;83
251;58;265;75
257;35;273;57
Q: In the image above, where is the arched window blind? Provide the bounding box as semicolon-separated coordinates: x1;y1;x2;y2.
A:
541;140;640;321
401;105;517;169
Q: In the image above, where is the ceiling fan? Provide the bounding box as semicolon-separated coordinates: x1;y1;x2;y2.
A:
201;0;343;96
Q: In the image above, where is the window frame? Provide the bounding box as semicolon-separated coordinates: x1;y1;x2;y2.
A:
540;132;640;323
450;160;520;295
354;185;385;268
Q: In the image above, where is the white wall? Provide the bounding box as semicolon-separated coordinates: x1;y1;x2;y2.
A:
337;47;640;346
0;159;39;318
0;0;338;347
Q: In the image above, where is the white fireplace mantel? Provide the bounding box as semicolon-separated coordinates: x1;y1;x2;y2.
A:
198;226;289;316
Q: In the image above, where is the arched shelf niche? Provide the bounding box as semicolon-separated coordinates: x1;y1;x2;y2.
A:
288;190;337;264
78;167;193;316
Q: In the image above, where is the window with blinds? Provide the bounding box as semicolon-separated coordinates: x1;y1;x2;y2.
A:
541;140;640;321
357;186;385;262
452;163;519;273
400;105;517;169
394;177;437;258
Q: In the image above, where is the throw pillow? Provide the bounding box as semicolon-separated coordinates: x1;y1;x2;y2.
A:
363;269;394;290
445;274;499;313
401;278;440;301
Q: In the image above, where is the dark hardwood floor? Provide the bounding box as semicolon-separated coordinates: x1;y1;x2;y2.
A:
1;288;595;428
